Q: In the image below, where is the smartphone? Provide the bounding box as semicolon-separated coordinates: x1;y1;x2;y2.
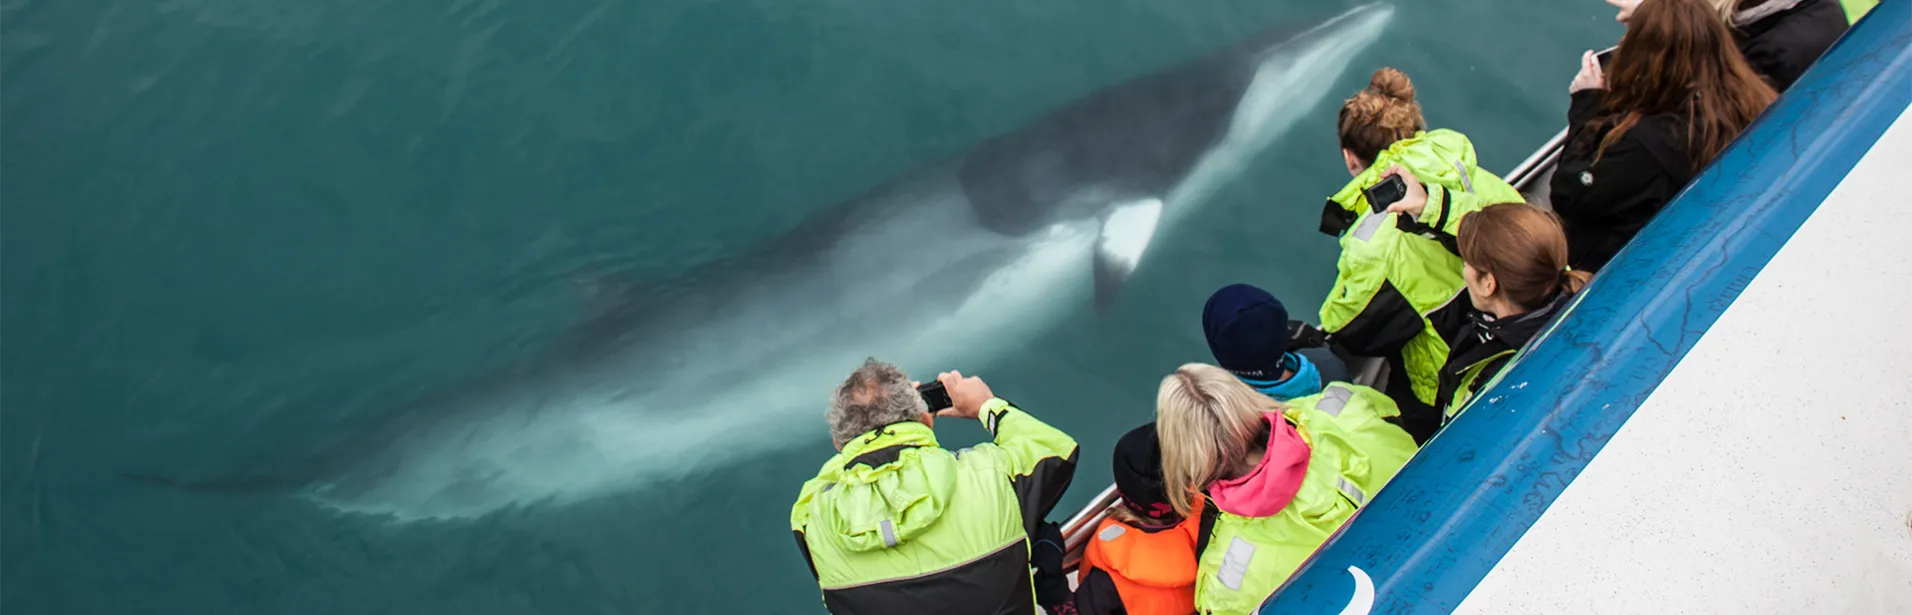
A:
917;381;953;411
1596;47;1615;69
1363;174;1407;214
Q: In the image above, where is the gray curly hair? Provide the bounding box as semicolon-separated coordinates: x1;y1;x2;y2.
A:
827;358;929;446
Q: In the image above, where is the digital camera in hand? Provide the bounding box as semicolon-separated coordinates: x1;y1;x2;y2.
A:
1363;174;1407;214
917;381;953;411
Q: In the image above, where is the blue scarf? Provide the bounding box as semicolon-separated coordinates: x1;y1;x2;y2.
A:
1239;353;1323;401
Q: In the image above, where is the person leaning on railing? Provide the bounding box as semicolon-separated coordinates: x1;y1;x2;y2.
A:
790;360;1078;615
1553;0;1775;273
1155;364;1416;615
1309;67;1525;445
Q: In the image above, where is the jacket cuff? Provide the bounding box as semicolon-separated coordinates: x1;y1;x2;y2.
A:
1418;184;1450;228
1568;89;1605;125
980;398;1013;434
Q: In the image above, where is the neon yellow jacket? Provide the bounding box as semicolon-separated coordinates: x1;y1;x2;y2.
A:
1842;0;1876;23
1317;130;1523;436
791;399;1078;614
1192;383;1418;615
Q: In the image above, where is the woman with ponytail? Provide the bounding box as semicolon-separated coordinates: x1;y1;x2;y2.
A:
1430;202;1593;421
1307;67;1525;444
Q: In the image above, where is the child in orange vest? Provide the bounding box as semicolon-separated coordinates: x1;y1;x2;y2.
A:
1070;424;1206;615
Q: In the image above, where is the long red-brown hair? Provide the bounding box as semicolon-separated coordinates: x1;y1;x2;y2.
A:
1595;0;1776;172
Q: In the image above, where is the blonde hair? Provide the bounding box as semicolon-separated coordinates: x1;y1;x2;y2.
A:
1337;67;1426;165
1709;0;1739;22
1154;364;1284;517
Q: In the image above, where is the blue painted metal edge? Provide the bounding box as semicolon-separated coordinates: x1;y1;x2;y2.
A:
1261;4;1912;613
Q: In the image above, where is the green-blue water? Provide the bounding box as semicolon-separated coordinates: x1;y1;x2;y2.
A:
2;0;1615;611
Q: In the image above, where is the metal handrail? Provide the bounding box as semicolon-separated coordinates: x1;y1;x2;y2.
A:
1504;45;1610;192
1505;128;1569;190
1058;483;1120;572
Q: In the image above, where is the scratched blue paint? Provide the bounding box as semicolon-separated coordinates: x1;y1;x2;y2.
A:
1260;4;1912;613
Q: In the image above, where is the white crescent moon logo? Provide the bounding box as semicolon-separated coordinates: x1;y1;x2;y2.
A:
1336;566;1376;615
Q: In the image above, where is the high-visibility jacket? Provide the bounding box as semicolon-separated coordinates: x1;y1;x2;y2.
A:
1192;383;1417;615
1078;498;1205;615
791;399;1078;614
1317;129;1524;442
1842;0;1877;23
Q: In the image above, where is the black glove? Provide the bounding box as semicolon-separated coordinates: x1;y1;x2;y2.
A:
1288;320;1330;349
1030;521;1071;609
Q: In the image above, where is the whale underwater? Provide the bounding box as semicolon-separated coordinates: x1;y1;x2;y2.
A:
130;4;1396;521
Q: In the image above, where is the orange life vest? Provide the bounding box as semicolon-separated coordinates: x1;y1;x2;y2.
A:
1079;498;1203;615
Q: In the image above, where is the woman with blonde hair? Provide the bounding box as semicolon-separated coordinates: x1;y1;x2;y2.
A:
1154;364;1416;615
1308;67;1525;444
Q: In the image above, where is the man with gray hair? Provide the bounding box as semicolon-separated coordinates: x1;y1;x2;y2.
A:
791;359;1078;614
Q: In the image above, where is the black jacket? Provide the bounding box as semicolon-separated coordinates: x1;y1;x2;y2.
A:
1428;290;1573;417
1733;0;1848;92
1550;90;1693;272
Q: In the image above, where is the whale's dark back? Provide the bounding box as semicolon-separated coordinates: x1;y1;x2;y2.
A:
958;42;1264;235
562;19;1317;356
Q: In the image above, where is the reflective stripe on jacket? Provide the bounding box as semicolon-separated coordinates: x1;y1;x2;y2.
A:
791;399;1079;615
1192;383;1418;615
1318;129;1523;441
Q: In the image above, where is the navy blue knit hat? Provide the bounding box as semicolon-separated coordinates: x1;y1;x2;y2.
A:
1202;283;1289;380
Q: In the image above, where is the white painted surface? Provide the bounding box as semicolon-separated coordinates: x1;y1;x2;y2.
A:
1455;107;1912;613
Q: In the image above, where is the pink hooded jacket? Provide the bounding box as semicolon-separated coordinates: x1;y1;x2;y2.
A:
1207;412;1311;517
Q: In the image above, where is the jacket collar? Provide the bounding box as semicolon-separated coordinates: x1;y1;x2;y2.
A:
1240;353;1324;401
1458;289;1572;366
839;421;939;465
1734;0;1807;26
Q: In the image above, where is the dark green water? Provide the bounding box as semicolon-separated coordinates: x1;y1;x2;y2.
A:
3;0;1615;611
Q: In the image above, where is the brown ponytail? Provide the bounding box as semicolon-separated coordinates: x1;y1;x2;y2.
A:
1338;68;1426;166
1457;203;1590;311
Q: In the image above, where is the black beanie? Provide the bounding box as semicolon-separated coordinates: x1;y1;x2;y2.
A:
1112;423;1177;523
